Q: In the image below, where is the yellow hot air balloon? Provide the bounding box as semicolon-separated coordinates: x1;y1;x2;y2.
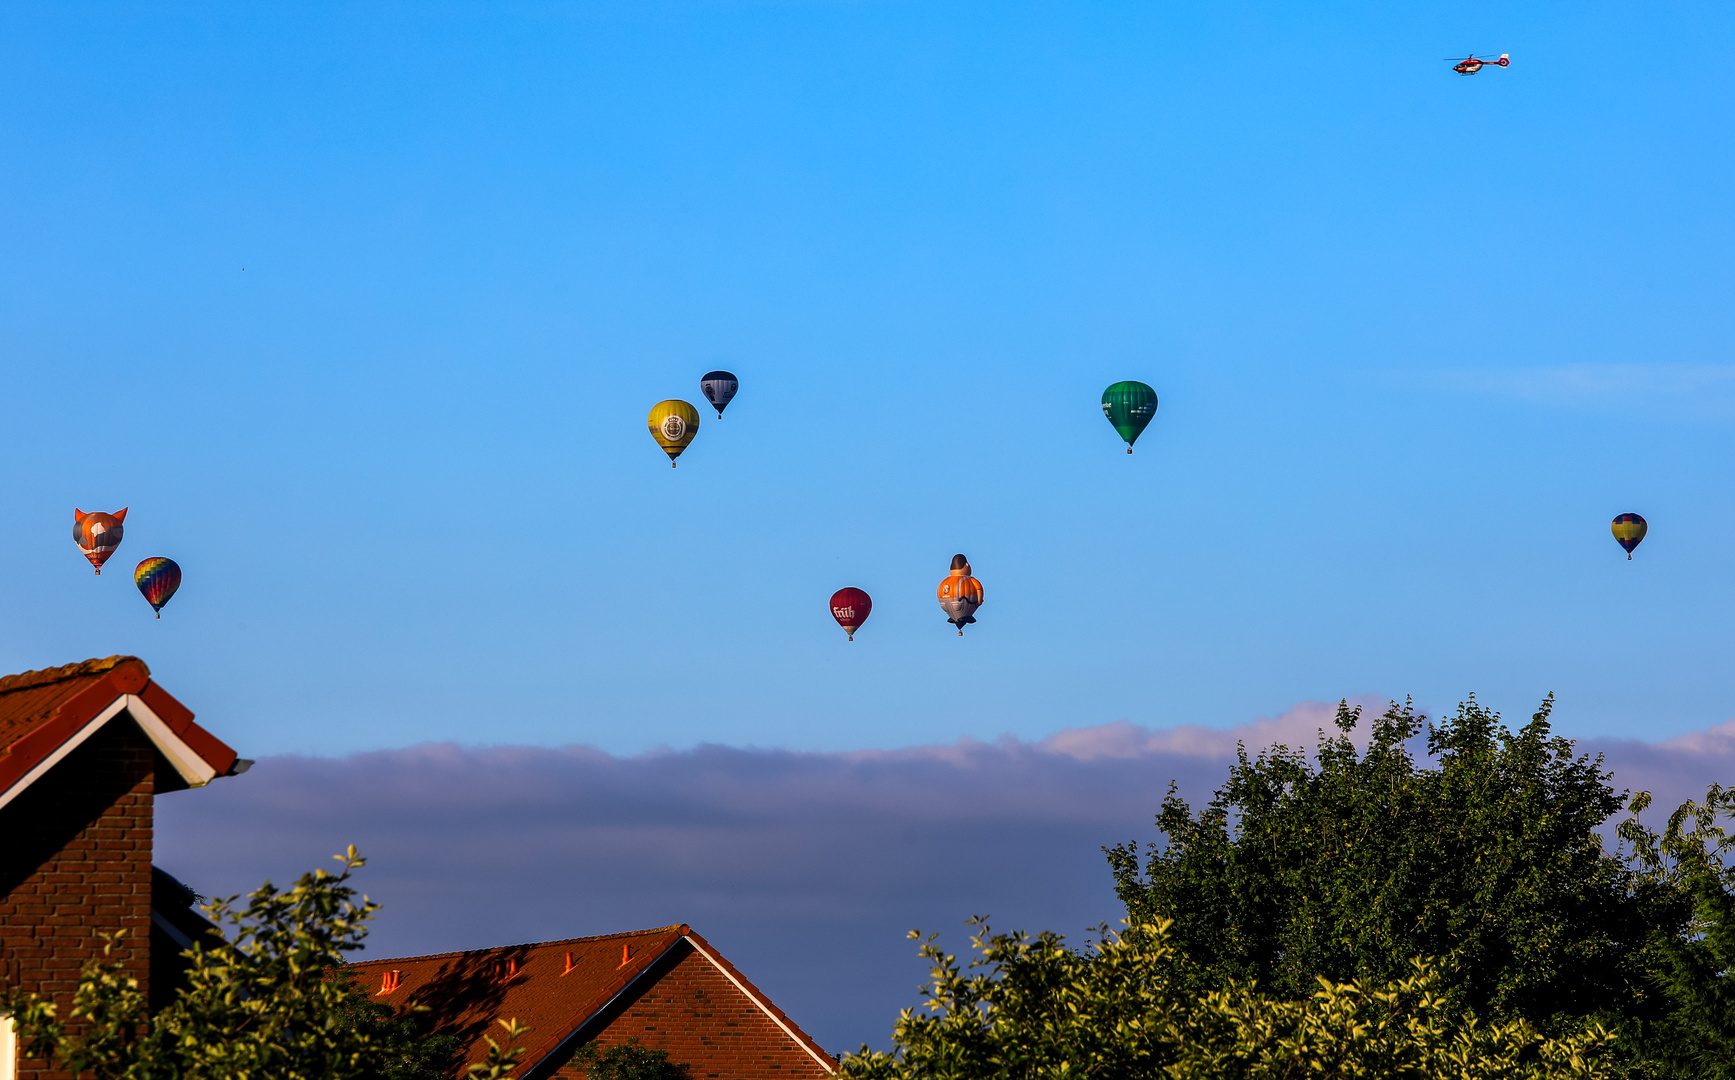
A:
647;399;701;467
1611;513;1647;560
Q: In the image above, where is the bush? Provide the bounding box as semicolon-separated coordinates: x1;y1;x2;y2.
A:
842;918;1616;1080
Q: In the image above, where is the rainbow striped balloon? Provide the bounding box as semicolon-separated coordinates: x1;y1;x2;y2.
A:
134;557;182;618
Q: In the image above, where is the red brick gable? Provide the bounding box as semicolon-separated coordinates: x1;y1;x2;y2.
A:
348;928;833;1079
542;937;833;1080
0;714;158;1079
1;657;243;1079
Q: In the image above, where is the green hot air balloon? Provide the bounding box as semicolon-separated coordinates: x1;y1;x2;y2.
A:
1101;381;1158;453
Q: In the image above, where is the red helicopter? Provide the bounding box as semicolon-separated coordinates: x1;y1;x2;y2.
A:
1450;53;1510;75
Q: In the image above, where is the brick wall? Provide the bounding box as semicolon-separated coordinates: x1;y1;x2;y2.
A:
0;720;156;1080
542;943;831;1080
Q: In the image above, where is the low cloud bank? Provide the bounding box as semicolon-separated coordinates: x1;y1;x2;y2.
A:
155;701;1735;1053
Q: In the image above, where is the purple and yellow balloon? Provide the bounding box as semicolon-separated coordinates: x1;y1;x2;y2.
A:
135;557;181;618
1611;514;1647;561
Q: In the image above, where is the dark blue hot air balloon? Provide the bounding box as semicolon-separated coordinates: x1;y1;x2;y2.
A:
700;371;739;418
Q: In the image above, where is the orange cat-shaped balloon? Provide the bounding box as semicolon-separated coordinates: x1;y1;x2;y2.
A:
73;507;127;574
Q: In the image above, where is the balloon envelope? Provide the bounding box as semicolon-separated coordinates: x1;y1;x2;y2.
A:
937;553;984;635
1611;513;1647;560
73;507;127;574
830;587;872;641
700;371;739;417
134;557;181;617
1101;381;1158;452
647;400;701;466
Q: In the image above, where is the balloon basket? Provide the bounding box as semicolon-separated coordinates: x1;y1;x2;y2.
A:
1126;447;1133;454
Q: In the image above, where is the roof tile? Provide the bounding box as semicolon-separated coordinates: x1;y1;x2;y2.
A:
0;656;146;748
349;927;692;1071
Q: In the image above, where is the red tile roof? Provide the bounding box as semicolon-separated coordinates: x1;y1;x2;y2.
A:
348;925;833;1074
0;656;240;804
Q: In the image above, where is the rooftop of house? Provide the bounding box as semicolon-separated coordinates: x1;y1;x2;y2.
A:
0;655;142;745
0;655;243;808
348;924;832;1075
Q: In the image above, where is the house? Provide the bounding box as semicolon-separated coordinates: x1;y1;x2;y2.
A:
348;926;836;1079
1;656;833;1080
0;656;245;1080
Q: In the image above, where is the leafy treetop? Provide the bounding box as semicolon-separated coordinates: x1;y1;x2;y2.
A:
841;917;1616;1080
1105;696;1661;1033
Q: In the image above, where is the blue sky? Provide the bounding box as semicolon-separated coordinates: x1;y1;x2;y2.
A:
2;1;1733;758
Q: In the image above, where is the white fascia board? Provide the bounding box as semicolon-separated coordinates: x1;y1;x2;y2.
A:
122;694;218;789
0;694;217;812
682;935;836;1074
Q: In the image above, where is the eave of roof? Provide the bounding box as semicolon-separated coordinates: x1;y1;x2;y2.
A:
0;656;241;809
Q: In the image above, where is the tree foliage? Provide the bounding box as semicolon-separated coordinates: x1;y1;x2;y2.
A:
2;847;509;1080
847;692;1735;1078
1616;785;1735;1079
573;1037;690;1080
841;918;1616;1080
1105;697;1662;1029
1103;695;1735;1075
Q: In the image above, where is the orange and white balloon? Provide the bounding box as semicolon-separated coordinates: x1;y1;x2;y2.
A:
73;507;127;574
937;554;983;636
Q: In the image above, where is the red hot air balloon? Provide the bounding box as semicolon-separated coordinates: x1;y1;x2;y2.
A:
73;507;127;574
830;588;872;641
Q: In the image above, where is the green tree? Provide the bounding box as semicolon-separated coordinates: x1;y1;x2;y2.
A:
340;996;464;1080
1616;786;1735;1078
3;847;511;1080
841;918;1616;1080
1104;697;1669;1034
572;1038;689;1080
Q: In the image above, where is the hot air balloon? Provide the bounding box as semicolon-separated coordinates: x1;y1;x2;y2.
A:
1611;513;1647;560
1101;381;1158;453
73;507;127;574
648;399;701;466
135;557;181;618
830;587;872;641
700;371;739;418
937;554;983;636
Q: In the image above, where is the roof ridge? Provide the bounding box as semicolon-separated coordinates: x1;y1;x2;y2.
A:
0;656;147;695
349;924;688;967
